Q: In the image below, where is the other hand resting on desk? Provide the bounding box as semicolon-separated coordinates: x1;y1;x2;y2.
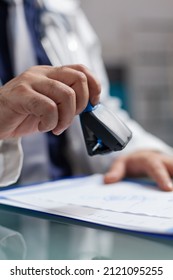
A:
104;150;173;192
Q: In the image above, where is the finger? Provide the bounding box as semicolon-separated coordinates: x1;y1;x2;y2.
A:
44;65;101;107
22;88;58;132
38;67;88;114
104;157;127;184
144;159;173;191
66;64;101;106
60;67;89;114
52;92;75;135
33;78;76;134
163;157;173;176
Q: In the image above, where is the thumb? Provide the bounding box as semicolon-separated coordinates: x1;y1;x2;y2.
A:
104;157;127;184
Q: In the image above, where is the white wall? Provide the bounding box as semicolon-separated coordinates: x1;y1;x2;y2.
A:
80;0;173;64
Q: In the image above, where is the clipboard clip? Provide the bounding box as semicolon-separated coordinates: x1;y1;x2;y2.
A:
80;102;132;156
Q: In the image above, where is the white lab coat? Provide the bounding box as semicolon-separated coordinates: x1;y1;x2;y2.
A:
41;0;173;175
0;0;172;186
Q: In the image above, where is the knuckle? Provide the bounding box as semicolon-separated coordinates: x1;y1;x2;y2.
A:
77;64;88;72
27;96;57;116
14;82;29;95
145;157;159;170
76;72;87;84
143;156;152;165
19;69;34;81
55;65;66;73
44;100;57;113
63;87;75;100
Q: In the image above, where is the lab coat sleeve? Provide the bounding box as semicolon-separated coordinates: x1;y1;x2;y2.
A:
0;138;23;187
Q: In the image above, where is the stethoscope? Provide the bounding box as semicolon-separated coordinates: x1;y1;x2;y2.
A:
36;0;90;67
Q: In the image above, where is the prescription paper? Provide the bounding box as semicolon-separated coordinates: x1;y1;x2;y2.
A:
0;174;173;234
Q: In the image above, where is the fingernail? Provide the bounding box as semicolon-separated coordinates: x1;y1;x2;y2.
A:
166;181;173;190
104;173;118;184
53;129;65;135
57;130;65;135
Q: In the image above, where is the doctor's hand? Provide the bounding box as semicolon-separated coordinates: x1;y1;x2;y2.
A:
0;64;100;139
104;150;173;191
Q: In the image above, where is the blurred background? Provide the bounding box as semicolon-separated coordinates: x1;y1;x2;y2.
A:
80;0;173;146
